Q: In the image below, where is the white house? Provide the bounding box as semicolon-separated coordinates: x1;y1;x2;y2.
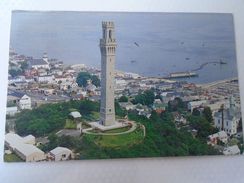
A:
28;58;50;70
37;75;54;83
223;145;240;155
70;64;86;71
5;133;45;162
7;91;32;110
187;100;207;112
22;135;36;145
6;106;18;116
119;102;136;111
115;79;127;92
18;94;32;110
69;111;82;119
208;131;228;145
48;147;72;161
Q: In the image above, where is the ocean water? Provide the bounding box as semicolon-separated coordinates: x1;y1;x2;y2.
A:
10;11;237;84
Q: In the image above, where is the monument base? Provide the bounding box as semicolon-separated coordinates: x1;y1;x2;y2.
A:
89;120;129;132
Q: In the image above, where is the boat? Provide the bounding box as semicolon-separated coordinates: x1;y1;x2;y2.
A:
219;60;227;64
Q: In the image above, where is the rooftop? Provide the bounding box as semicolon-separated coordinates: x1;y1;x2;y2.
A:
5;133;44;157
28;58;48;66
69;111;82;118
50;147;72;155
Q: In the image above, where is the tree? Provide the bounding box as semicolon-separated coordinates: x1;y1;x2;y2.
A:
91;75;100;87
155;94;162;101
115;101;127;117
119;95;128;102
192;108;201;116
76;72;91;87
203;107;213;123
167;97;184;112
15;100;99;137
76;72;100;87
9;69;22;77
134;89;155;106
20;61;28;71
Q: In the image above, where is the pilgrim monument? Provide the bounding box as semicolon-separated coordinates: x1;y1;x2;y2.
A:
99;21;117;126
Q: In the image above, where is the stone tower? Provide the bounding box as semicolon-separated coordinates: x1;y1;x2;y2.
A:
99;21;117;126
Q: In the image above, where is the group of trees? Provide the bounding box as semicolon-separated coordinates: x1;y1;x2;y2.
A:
9;61;29;77
118;95;128;102
15;100;99;137
39;133;82;152
76;72;100;87
167;97;185;112
132;89;155;106
78;109;219;159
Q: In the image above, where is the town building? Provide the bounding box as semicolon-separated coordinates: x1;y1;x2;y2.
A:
48;147;72;161
214;96;240;135
28;57;50;70
7;91;31;110
5;133;45;162
69;111;82;119
187;100;207;112
208;131;228;146
6;106;18;116
36;74;54;83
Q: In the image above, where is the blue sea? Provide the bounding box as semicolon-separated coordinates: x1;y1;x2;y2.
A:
10;11;237;84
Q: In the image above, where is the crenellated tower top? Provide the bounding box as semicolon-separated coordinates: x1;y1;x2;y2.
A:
100;21;116;55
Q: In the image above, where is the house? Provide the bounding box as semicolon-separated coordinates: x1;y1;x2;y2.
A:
86;80;97;92
119;102;136;111
50;69;63;76
187;100;207;112
18;94;32;110
152;102;166;114
208;131;228;145
223;145;240;155
36;75;54;83
172;112;187;125
28;58;50;70
5;133;45;162
60;81;78;91
7;91;31;110
115;79;127;92
6;106;18;116
48;147;72;161
22;135;36;145
70;64;86;71
69;111;82;119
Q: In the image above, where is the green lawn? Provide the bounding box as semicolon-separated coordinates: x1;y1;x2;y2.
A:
82;112;100;121
4;153;23;162
103;126;131;133
85;126;144;148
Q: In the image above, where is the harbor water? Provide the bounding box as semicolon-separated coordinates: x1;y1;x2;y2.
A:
10;11;238;84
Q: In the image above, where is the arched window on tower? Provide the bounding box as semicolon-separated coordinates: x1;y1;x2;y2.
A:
109;30;112;39
103;29;105;39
